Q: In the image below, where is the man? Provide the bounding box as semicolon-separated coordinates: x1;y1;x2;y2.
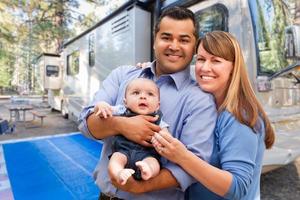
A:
78;6;217;200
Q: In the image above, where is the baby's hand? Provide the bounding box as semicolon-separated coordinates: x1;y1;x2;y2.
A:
94;102;113;118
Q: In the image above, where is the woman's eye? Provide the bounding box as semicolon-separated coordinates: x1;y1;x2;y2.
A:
212;59;221;63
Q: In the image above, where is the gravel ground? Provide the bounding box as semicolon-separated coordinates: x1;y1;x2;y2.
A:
1;97;299;199
0;98;78;141
261;158;300;200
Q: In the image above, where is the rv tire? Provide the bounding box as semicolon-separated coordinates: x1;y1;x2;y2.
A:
61;101;69;119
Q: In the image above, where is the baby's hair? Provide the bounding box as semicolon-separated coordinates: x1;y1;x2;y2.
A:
125;78;160;98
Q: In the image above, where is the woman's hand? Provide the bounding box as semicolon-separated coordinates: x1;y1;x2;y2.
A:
152;129;189;164
136;62;151;68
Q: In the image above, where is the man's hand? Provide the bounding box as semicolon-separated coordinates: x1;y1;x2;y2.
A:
111;168;179;193
111;176;143;194
136;62;151;69
119;115;161;147
87;113;160;142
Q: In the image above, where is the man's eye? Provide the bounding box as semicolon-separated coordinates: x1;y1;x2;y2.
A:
180;39;189;44
162;37;170;41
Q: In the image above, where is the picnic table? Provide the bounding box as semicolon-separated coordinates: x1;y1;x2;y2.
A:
6;104;34;122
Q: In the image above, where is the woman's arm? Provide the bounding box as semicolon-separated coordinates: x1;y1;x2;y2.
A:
153;130;232;196
153;113;259;199
180;148;232;196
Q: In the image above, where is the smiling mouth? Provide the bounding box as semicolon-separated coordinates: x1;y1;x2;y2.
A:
165;52;182;59
200;75;215;80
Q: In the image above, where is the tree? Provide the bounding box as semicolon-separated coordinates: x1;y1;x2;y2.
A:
0;0;128;94
0;1;18;90
0;0;82;93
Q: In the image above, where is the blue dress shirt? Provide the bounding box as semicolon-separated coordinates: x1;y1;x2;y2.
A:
78;62;217;200
186;110;266;200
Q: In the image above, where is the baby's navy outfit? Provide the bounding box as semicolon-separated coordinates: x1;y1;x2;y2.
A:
111;108;166;180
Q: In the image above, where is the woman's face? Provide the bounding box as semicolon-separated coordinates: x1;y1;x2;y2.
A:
195;42;233;100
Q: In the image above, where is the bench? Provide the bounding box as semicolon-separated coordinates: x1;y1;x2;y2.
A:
30;111;46;126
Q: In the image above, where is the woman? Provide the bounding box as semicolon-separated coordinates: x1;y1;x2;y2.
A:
152;31;275;200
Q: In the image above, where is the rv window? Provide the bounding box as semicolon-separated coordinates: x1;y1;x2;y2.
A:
194;4;228;37
89;34;95;67
67;50;80;76
249;0;298;75
46;65;59;77
190;4;228;66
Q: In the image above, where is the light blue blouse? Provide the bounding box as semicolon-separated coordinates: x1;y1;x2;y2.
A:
186;110;266;200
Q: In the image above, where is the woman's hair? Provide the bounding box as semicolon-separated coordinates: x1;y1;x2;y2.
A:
196;31;274;149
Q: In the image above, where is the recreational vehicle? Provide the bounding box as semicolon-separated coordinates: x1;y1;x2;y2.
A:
38;0;300;172
34;53;62;93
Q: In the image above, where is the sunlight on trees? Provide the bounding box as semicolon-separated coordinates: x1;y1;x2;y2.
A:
0;0;127;94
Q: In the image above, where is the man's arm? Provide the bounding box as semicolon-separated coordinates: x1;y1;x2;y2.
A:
78;65;161;145
86;113;122;139
87;113;161;146
111;168;179;194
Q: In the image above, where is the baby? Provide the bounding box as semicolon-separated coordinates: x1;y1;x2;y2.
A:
94;78;168;185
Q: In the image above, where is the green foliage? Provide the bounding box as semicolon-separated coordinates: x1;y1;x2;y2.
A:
0;0;128;93
0;50;13;88
256;0;291;74
0;0;81;92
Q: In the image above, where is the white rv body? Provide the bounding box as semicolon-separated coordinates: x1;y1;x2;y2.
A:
43;0;300;171
35;53;62;90
61;5;151;121
35;53;64;112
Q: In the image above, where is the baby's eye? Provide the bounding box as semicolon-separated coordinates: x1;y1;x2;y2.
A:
133;91;139;95
148;92;154;96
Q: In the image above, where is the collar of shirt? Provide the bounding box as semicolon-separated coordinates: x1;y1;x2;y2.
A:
139;60;191;90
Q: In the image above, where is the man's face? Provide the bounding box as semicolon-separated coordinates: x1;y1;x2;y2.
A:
153;16;196;76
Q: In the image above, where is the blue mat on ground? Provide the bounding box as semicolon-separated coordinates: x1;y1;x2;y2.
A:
1;133;102;200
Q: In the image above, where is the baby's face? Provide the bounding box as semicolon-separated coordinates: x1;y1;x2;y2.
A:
124;79;160;115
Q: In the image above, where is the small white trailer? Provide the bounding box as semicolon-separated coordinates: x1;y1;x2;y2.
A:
34;53;64;112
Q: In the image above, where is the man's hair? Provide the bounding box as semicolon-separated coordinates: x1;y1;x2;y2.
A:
154;6;198;39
